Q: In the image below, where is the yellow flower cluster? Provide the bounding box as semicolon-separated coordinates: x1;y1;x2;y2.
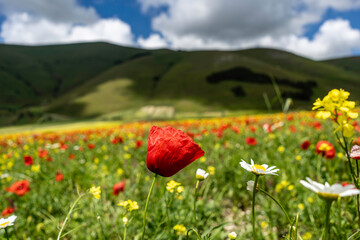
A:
313;89;358;137
173;224;187;235
89;186;101;199
117;200;139;212
166;180;184;194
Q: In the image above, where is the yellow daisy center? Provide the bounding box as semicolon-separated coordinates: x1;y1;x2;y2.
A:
252;164;266;172
0;221;10;227
318;192;339;200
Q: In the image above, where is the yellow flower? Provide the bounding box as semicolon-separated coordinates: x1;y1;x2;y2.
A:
277;146;285;153
89;186;101;199
296;155;301;161
31;164;40;173
173;224;187;235
298;203;304;210
288;185;294;191
200;156;206;163
207;166;215;175
117;168;124;175
166;180;181;193
303;232;312;240
118;200;139;212
260;221;268;229
307;197;314;203
122;217;128;225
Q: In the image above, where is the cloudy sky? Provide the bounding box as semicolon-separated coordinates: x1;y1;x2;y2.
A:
0;0;359;60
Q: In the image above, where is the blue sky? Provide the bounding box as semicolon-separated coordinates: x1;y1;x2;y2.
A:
0;0;359;60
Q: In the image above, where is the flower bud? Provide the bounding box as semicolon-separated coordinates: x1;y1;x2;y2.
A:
196;168;209;181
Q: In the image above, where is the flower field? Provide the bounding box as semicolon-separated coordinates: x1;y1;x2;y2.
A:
1;89;360;240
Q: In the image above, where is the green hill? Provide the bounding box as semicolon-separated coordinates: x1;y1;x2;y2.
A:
0;42;359;124
323;56;360;75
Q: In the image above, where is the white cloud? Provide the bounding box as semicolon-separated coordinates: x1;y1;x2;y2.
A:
0;13;134;45
137;33;168;49
137;0;360;59
0;0;98;24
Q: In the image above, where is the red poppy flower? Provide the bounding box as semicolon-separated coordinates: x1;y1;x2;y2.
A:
316;140;335;159
245;137;257;146
56;171;64;182
146;126;204;177
300;140;310;150
136;140;143;149
6;180;30;196
1;207;15;217
24;155;33;166
38;149;49;158
113;180;126;195
87;143;96;149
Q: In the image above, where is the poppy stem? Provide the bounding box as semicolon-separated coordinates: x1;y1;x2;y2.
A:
252;175;260;240
141;174;158;240
193;180;200;228
323;200;332;240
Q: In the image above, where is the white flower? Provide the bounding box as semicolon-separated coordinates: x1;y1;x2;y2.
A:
0;215;17;229
196;168;209;181
240;159;279;176
229;232;237;239
247;180;255;192
300;177;360;200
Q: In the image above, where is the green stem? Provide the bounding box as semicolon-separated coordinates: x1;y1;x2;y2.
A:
57;194;85;240
323;200;332;240
194;180;200;227
123;223;127;240
252;175;260;240
5;228;9;240
186;229;202;240
141;174;158;240
258;188;291;224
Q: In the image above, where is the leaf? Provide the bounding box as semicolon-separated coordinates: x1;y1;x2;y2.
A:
348;230;360;240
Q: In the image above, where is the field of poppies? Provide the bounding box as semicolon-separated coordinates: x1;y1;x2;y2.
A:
1;89;360;240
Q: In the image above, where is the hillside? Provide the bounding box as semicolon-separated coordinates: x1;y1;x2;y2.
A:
324;56;360;75
0;42;359;124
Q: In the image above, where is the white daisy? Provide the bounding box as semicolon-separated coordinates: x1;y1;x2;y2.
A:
240;159;279;176
229;232;237;239
196;168;209;181
0;215;17;229
300;177;360;200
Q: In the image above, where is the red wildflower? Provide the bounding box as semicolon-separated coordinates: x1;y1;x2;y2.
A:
38;148;49;158
113;180;126;195
146;126;204;177
111;136;124;144
56;171;64;182
312;121;322;130
300;140;310;150
289;125;297;133
6;180;30;196
68;154;76;160
24;155;33;166
1;207;15;217
245;137;257;146
316;140;335;159
136;140;143;149
88;143;96;149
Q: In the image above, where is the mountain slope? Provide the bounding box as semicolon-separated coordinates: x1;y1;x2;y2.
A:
0;42;359;123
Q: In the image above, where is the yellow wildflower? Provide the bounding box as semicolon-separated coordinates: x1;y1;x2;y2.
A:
173;224;187;235
89;186;101;199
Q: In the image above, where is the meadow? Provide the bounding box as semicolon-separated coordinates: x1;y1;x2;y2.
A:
1;89;360;240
